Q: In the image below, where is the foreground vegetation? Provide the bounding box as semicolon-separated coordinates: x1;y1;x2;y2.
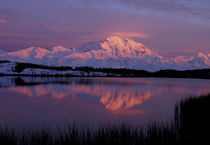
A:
0;94;209;145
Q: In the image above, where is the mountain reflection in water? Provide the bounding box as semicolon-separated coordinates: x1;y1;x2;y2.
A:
7;79;151;112
0;77;210;125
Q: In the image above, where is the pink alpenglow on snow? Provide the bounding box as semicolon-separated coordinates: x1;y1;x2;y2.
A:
0;36;209;71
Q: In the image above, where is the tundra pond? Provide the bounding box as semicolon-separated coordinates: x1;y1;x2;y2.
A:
0;77;209;126
0;77;210;145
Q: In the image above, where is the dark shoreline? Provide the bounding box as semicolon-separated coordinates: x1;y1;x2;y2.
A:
0;72;209;80
0;76;209;89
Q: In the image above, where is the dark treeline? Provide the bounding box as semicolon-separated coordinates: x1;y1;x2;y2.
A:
0;94;210;145
14;63;73;73
0;61;209;78
16;62;210;78
0;60;10;64
153;69;210;79
75;66;210;79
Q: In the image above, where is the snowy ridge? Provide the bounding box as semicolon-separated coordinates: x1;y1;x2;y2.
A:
0;36;209;71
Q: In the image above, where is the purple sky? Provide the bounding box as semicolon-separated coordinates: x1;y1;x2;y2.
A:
0;0;210;57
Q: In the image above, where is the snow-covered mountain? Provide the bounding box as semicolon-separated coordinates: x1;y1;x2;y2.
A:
0;36;209;71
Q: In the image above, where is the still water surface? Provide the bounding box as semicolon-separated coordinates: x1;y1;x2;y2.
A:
0;77;210;126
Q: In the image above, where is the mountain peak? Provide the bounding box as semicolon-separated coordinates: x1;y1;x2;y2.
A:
5;47;50;60
106;35;123;42
197;52;210;65
100;35;155;58
105;36;144;47
104;36;144;50
198;52;208;59
51;46;72;53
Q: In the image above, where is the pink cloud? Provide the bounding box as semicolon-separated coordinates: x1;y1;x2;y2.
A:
0;19;7;23
109;32;151;39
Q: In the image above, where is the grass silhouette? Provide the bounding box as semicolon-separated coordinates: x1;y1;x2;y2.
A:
0;94;210;145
